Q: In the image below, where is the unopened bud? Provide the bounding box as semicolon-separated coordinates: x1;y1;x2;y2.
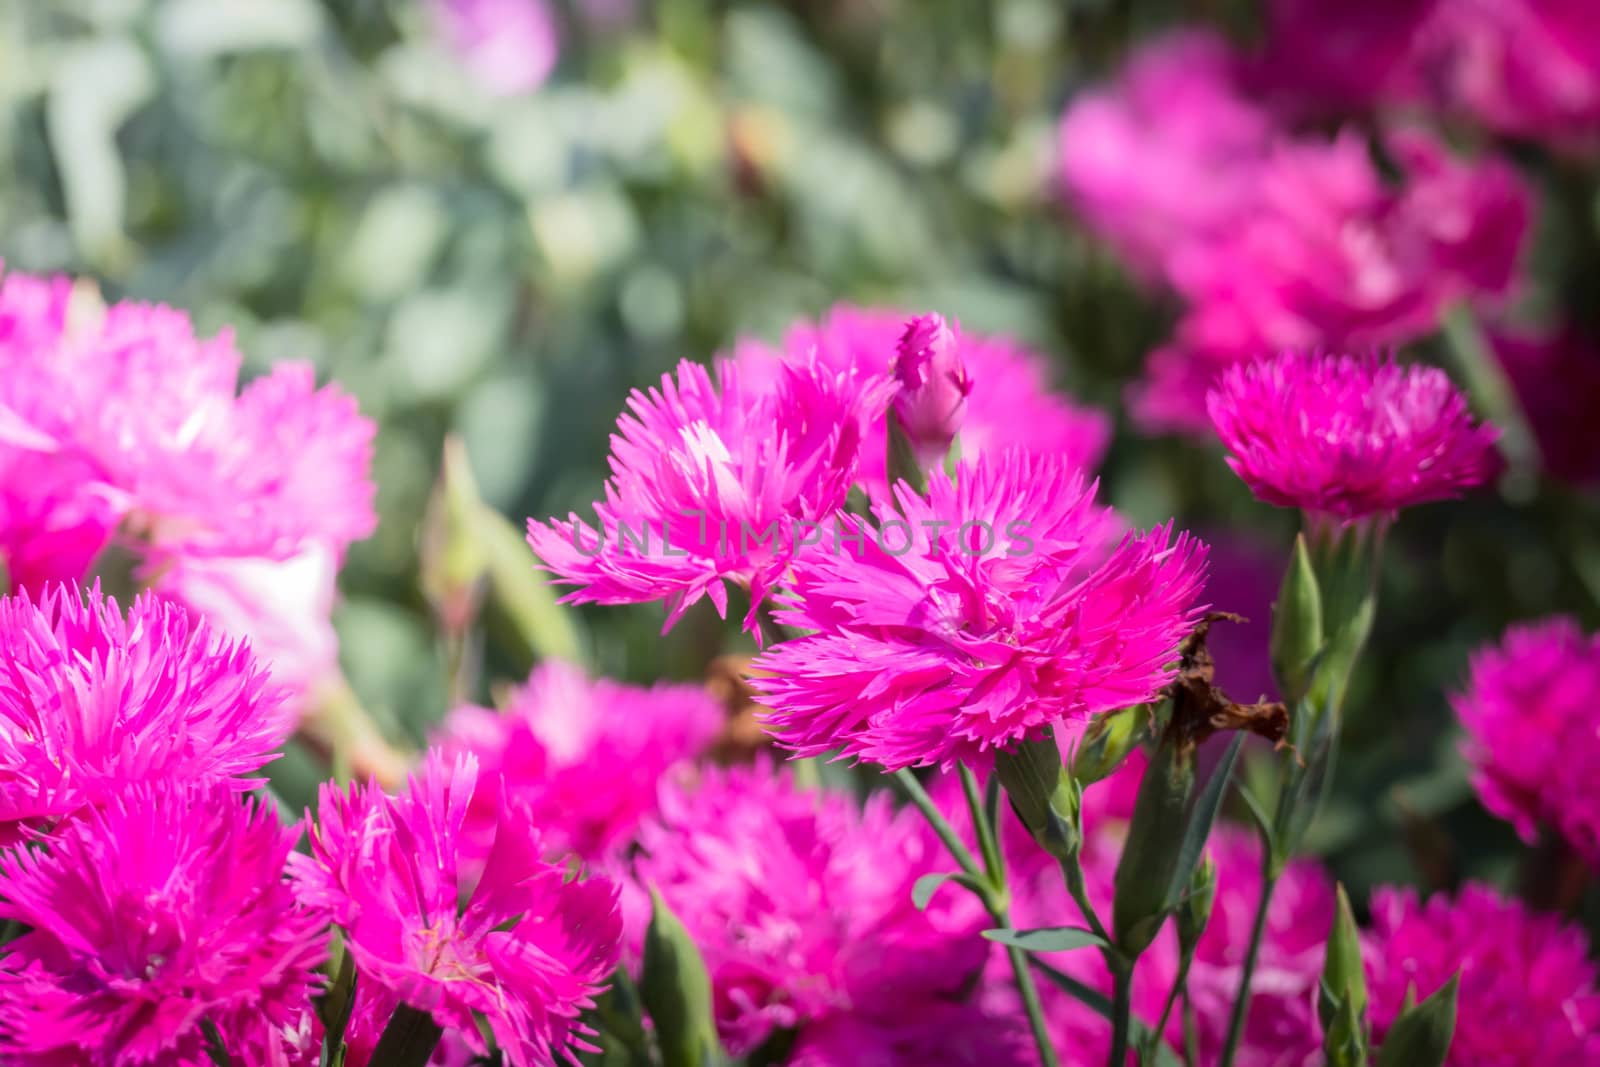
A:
1177;855;1217;957
892;313;971;468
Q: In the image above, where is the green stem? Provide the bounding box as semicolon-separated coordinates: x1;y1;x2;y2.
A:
1108;958;1133;1067
955;765;1060;1067
961;764;1005;883
370;1003;444;1067
894;769;985;881
1183;993;1200;1067
1060;853;1114;947
1217;855;1279;1067
1144;955;1191;1062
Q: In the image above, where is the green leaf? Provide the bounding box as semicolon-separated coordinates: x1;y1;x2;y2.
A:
980;927;1108;952
1163;734;1244;914
1112;730;1196;956
1375;975;1459;1067
200;1020;232;1067
317;949;358;1067
1270;533;1324;705
911;871;988;910
639;888;724;1067
481;505;586;666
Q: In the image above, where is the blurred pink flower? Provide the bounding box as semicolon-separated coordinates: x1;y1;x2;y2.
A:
0;266;377;588
1207;351;1500;521
1248;0;1434;114
292;751;622;1067
1057;30;1275;283
152;542;342;716
527;356;893;634
1365;883;1600;1065
892;313;972;468
754;451;1206;770
0;584;288;842
1421;0;1600;146
434;0;559;96
630;762;1013;1061
1488;325;1600;484
1131;131;1530;434
0;782;326;1066
433;660;722;866
1453;617;1600;866
727;305;1111;499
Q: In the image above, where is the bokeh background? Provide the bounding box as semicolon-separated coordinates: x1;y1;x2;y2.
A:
3;0;1598;933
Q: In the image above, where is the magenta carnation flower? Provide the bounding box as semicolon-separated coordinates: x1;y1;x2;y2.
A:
1207;351;1500;521
631;761;1013;1062
0;781;327;1066
0;267;377;588
753;450;1207;770
1057;30;1274;284
292;750;622;1067
728;305;1111;499
1248;0;1433;114
527;355;892;634
1132;131;1530;434
1365;883;1600;1065
434;0;559;96
0;584;289;840
433;659;722;865
1453;618;1600;866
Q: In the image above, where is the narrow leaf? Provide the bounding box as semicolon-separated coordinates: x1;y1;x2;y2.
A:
1163;733;1245;911
1029;961;1185;1067
1375;974;1459;1067
317;949;358;1067
981;927;1108;953
912;871;987;910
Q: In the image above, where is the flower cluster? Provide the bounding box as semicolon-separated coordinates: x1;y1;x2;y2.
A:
1453;617;1600;867
1057;33;1534;436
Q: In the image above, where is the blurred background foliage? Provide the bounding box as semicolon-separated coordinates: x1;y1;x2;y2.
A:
3;0;1598;930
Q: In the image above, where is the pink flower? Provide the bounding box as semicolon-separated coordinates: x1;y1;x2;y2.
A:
0;782;327;1066
1421;0;1600;146
433;660;722;865
1133;131;1530;434
1206;351;1500;521
0;267;377;587
754;450;1207;770
992;760;1332;1065
892;314;972;468
1248;0;1434;114
1057;30;1275;283
292;751;622;1067
1488;325;1600;484
152;543;342;717
630;762;1011;1061
0;584;289;840
434;0;559;95
1453;618;1600;867
727;305;1111;499
527;355;892;634
1365;883;1600;1065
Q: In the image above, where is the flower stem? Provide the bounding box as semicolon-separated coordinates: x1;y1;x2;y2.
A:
370;1003;443;1067
893;768;984;881
955;765;1060;1067
1108;957;1133;1067
1145;955;1191;1062
1217;855;1279;1067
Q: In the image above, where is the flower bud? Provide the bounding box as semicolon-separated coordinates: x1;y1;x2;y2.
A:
1177;854;1217;958
891;313;971;468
